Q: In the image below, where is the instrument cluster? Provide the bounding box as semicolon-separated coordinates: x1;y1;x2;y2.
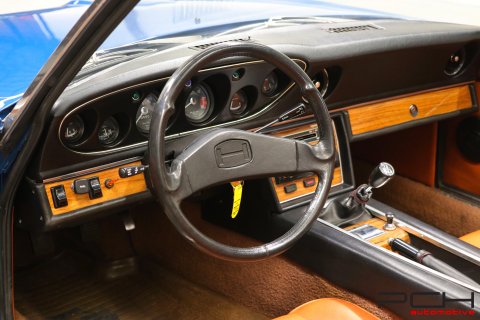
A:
59;60;333;153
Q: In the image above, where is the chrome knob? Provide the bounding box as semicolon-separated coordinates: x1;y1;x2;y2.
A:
369;162;395;189
384;212;396;231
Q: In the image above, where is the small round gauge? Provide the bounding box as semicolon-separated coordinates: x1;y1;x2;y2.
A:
63;115;84;143
229;90;248;115
261;72;279;96
135;93;158;134
98;117;120;145
185;84;213;123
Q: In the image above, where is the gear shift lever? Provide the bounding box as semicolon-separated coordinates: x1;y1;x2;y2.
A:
369;162;395;189
342;162;395;215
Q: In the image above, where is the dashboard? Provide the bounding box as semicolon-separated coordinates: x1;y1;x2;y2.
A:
16;19;480;230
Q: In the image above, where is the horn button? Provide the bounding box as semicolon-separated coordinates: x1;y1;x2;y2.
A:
214;139;252;168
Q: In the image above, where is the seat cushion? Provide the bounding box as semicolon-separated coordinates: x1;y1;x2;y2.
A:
460;230;480;248
274;298;380;320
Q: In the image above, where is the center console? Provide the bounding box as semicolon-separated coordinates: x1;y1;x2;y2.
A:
264;112;480;319
273;168;480;319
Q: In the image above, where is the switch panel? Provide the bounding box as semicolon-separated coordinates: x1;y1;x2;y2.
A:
88;177;103;199
51;185;68;208
44;160;148;216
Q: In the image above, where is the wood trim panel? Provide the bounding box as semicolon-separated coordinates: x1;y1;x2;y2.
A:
348;85;473;136
45;161;147;215
272;167;342;203
345;218;410;250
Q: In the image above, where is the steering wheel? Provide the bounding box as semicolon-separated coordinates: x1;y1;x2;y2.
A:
148;42;335;261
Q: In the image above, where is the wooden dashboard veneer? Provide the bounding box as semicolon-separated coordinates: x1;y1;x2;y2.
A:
345;218;410;250
45;161;148;215
348;85;473;136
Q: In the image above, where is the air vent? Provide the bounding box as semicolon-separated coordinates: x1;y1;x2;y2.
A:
190;37;252;50
445;48;466;76
326;24;382;33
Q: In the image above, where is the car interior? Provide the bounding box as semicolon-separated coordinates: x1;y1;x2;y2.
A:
9;16;480;319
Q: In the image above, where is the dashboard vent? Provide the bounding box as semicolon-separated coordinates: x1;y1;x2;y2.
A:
326;24;383;33
190;37;252;50
445;48;466;76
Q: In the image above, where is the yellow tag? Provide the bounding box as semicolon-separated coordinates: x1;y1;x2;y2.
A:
230;181;244;219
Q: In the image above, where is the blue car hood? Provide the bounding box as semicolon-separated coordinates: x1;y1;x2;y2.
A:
0;0;395;111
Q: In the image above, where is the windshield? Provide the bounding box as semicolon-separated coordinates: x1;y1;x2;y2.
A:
73;0;404;81
1;0;480;111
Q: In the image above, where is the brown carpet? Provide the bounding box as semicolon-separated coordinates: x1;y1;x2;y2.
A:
14;252;268;320
129;202;399;320
354;161;480;238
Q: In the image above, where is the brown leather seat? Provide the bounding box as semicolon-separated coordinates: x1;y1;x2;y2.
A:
274;298;380;320
460;230;480;248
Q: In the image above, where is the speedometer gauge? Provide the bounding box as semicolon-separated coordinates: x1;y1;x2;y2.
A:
135;93;158;134
185;84;213;123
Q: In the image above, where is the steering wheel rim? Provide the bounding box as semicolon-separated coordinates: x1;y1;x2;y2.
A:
148;42;335;261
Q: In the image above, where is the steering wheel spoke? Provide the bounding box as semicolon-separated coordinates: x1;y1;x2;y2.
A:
297;139;336;175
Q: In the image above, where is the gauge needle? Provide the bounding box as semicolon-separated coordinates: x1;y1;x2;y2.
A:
66;129;76;137
136;107;149;124
185;97;196;109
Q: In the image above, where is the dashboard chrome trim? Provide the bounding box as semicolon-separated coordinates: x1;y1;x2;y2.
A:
58;59;307;155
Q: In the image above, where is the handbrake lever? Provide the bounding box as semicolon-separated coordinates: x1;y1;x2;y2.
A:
390;238;479;288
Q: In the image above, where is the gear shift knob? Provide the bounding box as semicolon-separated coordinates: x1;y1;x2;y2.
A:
369;162;395;189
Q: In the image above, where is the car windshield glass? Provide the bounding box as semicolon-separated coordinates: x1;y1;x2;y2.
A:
2;0;480;111
72;0;480;80
73;0;395;79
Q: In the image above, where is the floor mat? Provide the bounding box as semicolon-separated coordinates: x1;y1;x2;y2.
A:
14;252;268;320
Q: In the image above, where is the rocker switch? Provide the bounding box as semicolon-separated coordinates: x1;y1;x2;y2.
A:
51;185;68;208
88;177;103;199
73;179;90;194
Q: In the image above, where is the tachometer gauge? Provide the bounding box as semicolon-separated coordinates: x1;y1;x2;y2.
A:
135;93;158;134
98;117;120;145
229;90;248;115
261;72;278;96
63;115;84;143
184;84;213;123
